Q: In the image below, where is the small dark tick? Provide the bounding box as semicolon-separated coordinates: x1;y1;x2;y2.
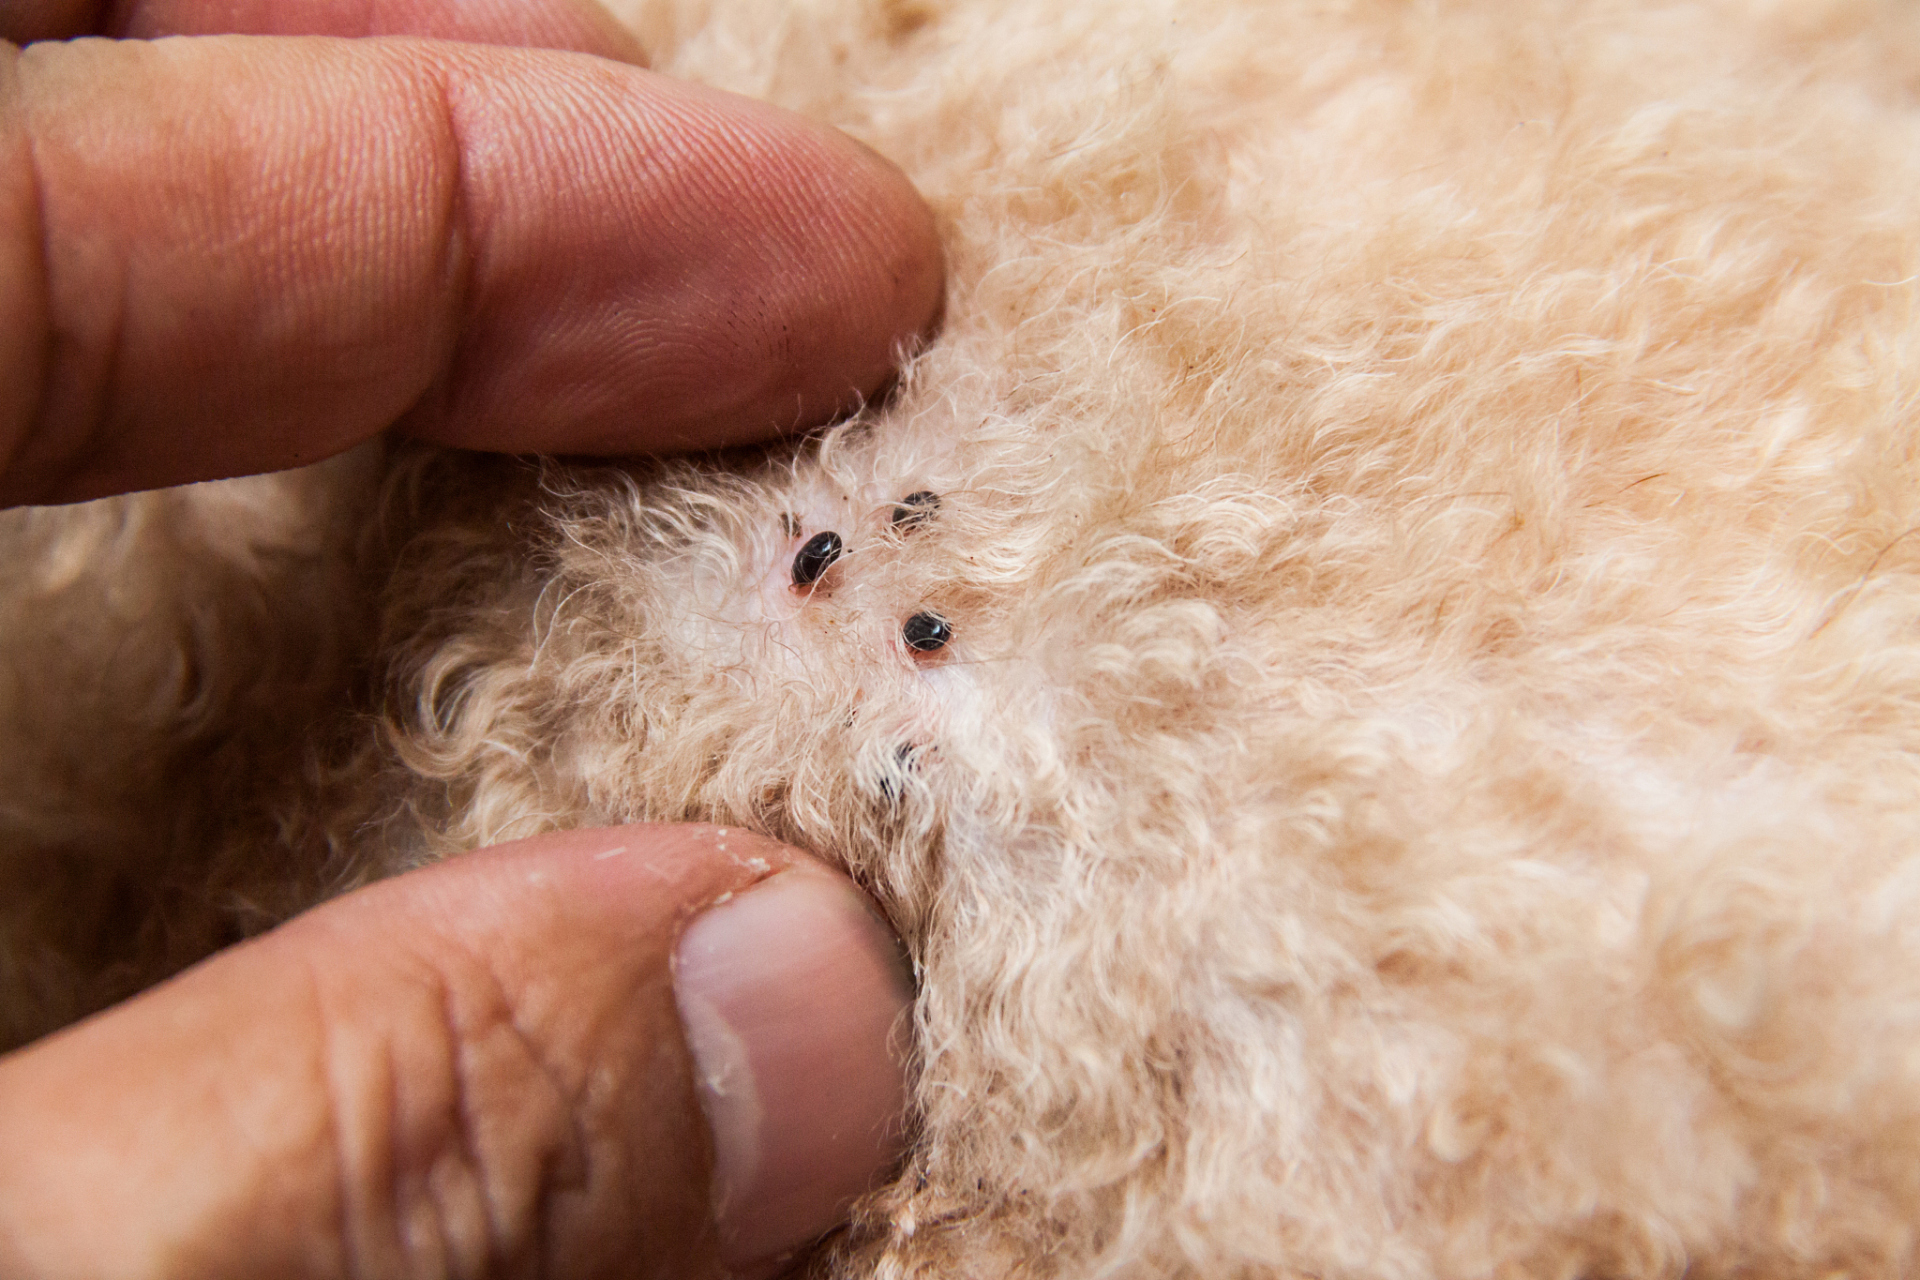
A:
892;491;941;528
878;743;920;806
792;531;843;587
903;611;952;652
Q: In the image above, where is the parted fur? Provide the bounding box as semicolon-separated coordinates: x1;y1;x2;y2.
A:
10;0;1920;1274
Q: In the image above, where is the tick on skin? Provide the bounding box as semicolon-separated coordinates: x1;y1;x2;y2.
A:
892;491;941;528
903;611;952;652
792;531;844;587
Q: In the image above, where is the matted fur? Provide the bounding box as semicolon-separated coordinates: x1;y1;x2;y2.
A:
8;0;1920;1274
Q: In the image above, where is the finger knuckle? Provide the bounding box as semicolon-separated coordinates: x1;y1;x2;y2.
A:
324;961;584;1279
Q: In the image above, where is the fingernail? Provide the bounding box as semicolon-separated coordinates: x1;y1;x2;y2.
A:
673;869;914;1274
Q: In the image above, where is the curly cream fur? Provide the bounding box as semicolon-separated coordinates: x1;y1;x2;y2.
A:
10;0;1920;1274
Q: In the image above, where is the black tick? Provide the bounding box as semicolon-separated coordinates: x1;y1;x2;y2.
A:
903;611;952;652
792;531;844;587
892;491;941;529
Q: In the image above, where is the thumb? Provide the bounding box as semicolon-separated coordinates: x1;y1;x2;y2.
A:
0;824;913;1280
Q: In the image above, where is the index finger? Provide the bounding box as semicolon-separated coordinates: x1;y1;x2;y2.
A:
0;35;944;505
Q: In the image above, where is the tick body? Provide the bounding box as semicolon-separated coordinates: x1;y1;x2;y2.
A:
792;531;844;587
878;743;920;806
904;611;952;652
893;491;941;528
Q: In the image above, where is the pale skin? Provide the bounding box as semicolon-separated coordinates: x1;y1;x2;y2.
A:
0;1;943;1275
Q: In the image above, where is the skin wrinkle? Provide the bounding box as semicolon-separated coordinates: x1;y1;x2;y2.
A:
159;950;354;1280
426;55;610;435
272;948;354;1280
287;44;465;472
417;44;937;450
0;45;54;485
404;929;598;1280
478;975;596;1280
725;120;879;298
576;76;720;394
313;949;379;1280
10;41;117;502
432;968;494;1278
396;951;460;1273
337;958;472;1278
394;53;476;440
322;938;426;1280
432;67;674;435
681;110;889;425
311;927;590;1280
12;41;288;498
450;954;585;1280
85;170;132;502
684;90;918;418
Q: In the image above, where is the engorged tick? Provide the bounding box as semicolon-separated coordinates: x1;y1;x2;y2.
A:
892;490;941;528
903;611;952;652
792;531;844;587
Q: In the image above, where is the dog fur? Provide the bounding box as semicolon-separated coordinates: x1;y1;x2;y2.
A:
10;0;1920;1275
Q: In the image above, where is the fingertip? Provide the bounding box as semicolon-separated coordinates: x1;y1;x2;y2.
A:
390;826;916;1273
0;821;914;1279
399;55;946;456
1;38;944;503
266;822;894;1278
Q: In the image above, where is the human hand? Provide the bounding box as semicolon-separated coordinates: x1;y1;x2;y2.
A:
0;2;939;1274
0;0;942;504
0;826;916;1279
